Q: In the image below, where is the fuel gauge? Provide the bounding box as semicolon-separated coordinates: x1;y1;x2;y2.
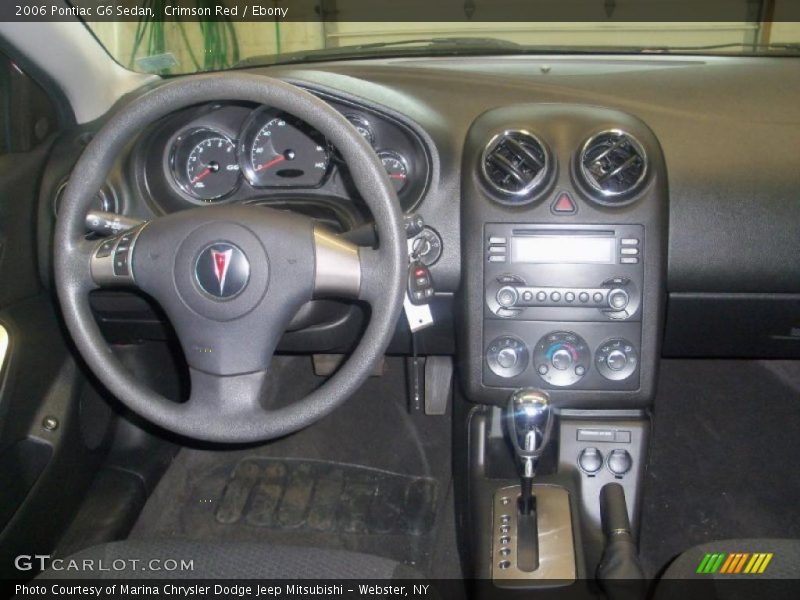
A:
378;151;409;193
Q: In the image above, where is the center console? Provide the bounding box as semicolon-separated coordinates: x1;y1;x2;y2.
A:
459;104;667;408
458;104;667;591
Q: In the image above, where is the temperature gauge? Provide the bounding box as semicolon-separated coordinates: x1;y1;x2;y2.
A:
378;151;409;193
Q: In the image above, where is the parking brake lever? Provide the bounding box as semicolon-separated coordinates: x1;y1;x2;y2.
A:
597;483;645;600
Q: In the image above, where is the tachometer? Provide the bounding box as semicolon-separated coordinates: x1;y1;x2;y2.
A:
242;111;330;188
171;129;240;202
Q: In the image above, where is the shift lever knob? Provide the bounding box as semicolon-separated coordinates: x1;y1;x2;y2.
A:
506;389;553;478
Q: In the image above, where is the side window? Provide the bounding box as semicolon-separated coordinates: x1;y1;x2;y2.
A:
0;53;58;155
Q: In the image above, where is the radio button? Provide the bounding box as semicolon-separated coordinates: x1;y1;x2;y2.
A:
536;291;547;302
522;291;533;302
489;236;508;244
488;255;506;263
579;292;590;303
565;291;575;303
621;247;639;255
551;291;562;302
620;257;639;264
593;292;604;303
621;238;639;246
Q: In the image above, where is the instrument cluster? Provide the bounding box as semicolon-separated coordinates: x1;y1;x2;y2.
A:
150;97;429;213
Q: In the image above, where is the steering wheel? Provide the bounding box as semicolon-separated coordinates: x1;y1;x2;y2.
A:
54;74;407;443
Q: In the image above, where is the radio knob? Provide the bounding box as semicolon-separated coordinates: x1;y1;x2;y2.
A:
551;348;573;370
608;288;630;310
496;286;519;308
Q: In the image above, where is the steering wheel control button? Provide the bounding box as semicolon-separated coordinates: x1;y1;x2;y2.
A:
486;336;529;378
91;225;146;286
596;338;638;381
95;238;116;259
607;449;633;476
195;243;250;300
578;447;604;474
533;331;589;387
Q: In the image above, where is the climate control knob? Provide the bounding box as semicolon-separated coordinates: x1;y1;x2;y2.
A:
486;336;529;378
596;338;638;381
533;331;590;387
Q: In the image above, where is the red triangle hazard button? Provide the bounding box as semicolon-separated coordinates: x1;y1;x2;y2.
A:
551;191;577;214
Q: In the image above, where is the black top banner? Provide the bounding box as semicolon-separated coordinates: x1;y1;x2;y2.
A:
3;0;800;23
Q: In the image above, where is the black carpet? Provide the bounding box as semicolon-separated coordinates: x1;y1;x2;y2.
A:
130;355;461;578
639;360;800;578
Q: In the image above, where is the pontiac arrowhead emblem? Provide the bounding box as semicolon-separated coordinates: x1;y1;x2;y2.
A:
195;243;249;300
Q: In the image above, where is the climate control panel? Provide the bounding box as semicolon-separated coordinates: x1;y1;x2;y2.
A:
532;331;591;387
483;321;641;390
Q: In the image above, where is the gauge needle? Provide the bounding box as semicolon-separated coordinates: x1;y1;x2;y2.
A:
191;167;212;184
256;154;286;172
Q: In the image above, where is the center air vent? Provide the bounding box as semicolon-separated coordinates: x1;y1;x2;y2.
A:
577;130;648;204
481;130;551;203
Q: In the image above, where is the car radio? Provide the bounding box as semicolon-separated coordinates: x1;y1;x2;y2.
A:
483;223;645;390
484;224;644;322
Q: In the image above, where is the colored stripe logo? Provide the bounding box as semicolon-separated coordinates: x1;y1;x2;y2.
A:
696;552;773;575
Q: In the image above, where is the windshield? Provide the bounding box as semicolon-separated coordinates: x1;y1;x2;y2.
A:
86;19;800;75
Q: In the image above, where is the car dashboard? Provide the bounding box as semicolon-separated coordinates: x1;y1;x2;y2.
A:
36;53;800;410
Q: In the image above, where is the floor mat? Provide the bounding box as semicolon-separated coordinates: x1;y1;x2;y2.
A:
639;360;800;578
215;458;437;536
130;356;460;577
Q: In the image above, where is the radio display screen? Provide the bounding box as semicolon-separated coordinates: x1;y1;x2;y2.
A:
510;235;615;264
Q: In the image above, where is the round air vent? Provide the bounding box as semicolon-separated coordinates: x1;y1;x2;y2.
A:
481;130;551;203
577;130;648;204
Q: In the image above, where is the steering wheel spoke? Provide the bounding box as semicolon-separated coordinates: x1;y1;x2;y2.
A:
188;368;268;416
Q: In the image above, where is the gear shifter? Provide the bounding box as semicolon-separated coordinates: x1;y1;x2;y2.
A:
505;389;553;572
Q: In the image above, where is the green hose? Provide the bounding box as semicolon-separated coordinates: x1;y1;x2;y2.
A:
128;0;240;74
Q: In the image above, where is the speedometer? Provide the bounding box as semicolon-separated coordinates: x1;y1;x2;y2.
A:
241;111;330;188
